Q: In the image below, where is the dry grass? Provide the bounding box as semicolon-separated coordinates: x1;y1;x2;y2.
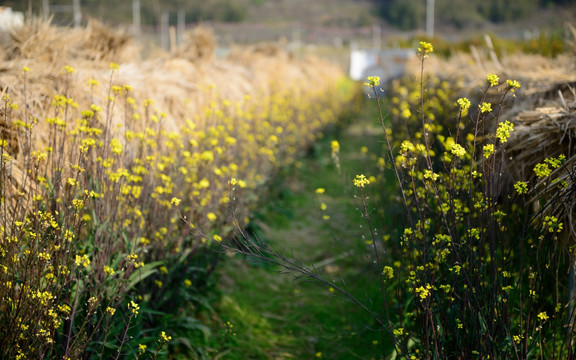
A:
79;19;139;62
174;26;216;62
0;16;344;138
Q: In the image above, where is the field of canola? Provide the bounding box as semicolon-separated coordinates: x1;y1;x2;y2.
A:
0;20;356;359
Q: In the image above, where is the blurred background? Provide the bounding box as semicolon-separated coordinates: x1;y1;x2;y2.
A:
1;0;574;50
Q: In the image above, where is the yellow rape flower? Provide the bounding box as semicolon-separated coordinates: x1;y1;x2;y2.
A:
128;300;139;315
353;174;370;188
537;312;549;321
486;73;500;87
160;331;172;342
514;181;528;194
450;143;466;158
382;266;394;280
483;144;494;158
456;97;471;115
364;76;381;87
507;79;521;92
103;266;115;276
479;102;492;114
418;41;434;58
496;121;514;143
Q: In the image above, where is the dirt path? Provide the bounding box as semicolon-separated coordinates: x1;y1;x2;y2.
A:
212;109;395;359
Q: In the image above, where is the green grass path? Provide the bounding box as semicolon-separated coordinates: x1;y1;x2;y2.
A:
211;104;399;359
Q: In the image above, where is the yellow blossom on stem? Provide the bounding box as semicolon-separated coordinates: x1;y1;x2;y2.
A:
507;79;521;91
331;140;340;154
128;300;139;315
456;97;471;115
353;174;370;188
534;163;551;178
382;266;394;280
483;144;494;159
514;181;528;194
486;73;500;87
103;266;115;276
450;143;466;158
479;102;492;114
496;121;514;143
160;331;172;342
537;312;549;321
418;41;434;58
364;76;381;87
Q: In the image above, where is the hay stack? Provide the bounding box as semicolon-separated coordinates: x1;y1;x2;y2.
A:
505;81;576;231
175;26;216;62
79;19;139;63
3;17;83;66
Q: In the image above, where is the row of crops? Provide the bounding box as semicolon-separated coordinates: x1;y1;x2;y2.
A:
0;20;357;359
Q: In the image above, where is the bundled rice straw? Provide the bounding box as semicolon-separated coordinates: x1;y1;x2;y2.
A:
0;18;346;224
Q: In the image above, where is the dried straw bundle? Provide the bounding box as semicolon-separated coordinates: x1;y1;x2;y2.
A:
175;26;216;62
0;19;345;206
79;19;139;63
413;35;576;99
3;17;83;66
506;81;576;232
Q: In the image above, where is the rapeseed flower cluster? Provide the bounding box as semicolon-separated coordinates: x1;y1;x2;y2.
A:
0;54;354;358
353;174;370;188
362;41;569;358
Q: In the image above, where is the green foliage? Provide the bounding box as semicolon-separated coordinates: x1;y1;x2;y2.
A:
212;122;391;359
375;0;566;30
359;43;576;358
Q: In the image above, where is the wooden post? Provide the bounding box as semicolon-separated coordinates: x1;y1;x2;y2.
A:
426;0;434;38
169;26;176;53
42;0;49;20
73;0;81;27
177;10;185;45
132;0;141;36
160;10;169;51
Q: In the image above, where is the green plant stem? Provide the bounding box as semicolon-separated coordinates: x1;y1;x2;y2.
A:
359;187;389;356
